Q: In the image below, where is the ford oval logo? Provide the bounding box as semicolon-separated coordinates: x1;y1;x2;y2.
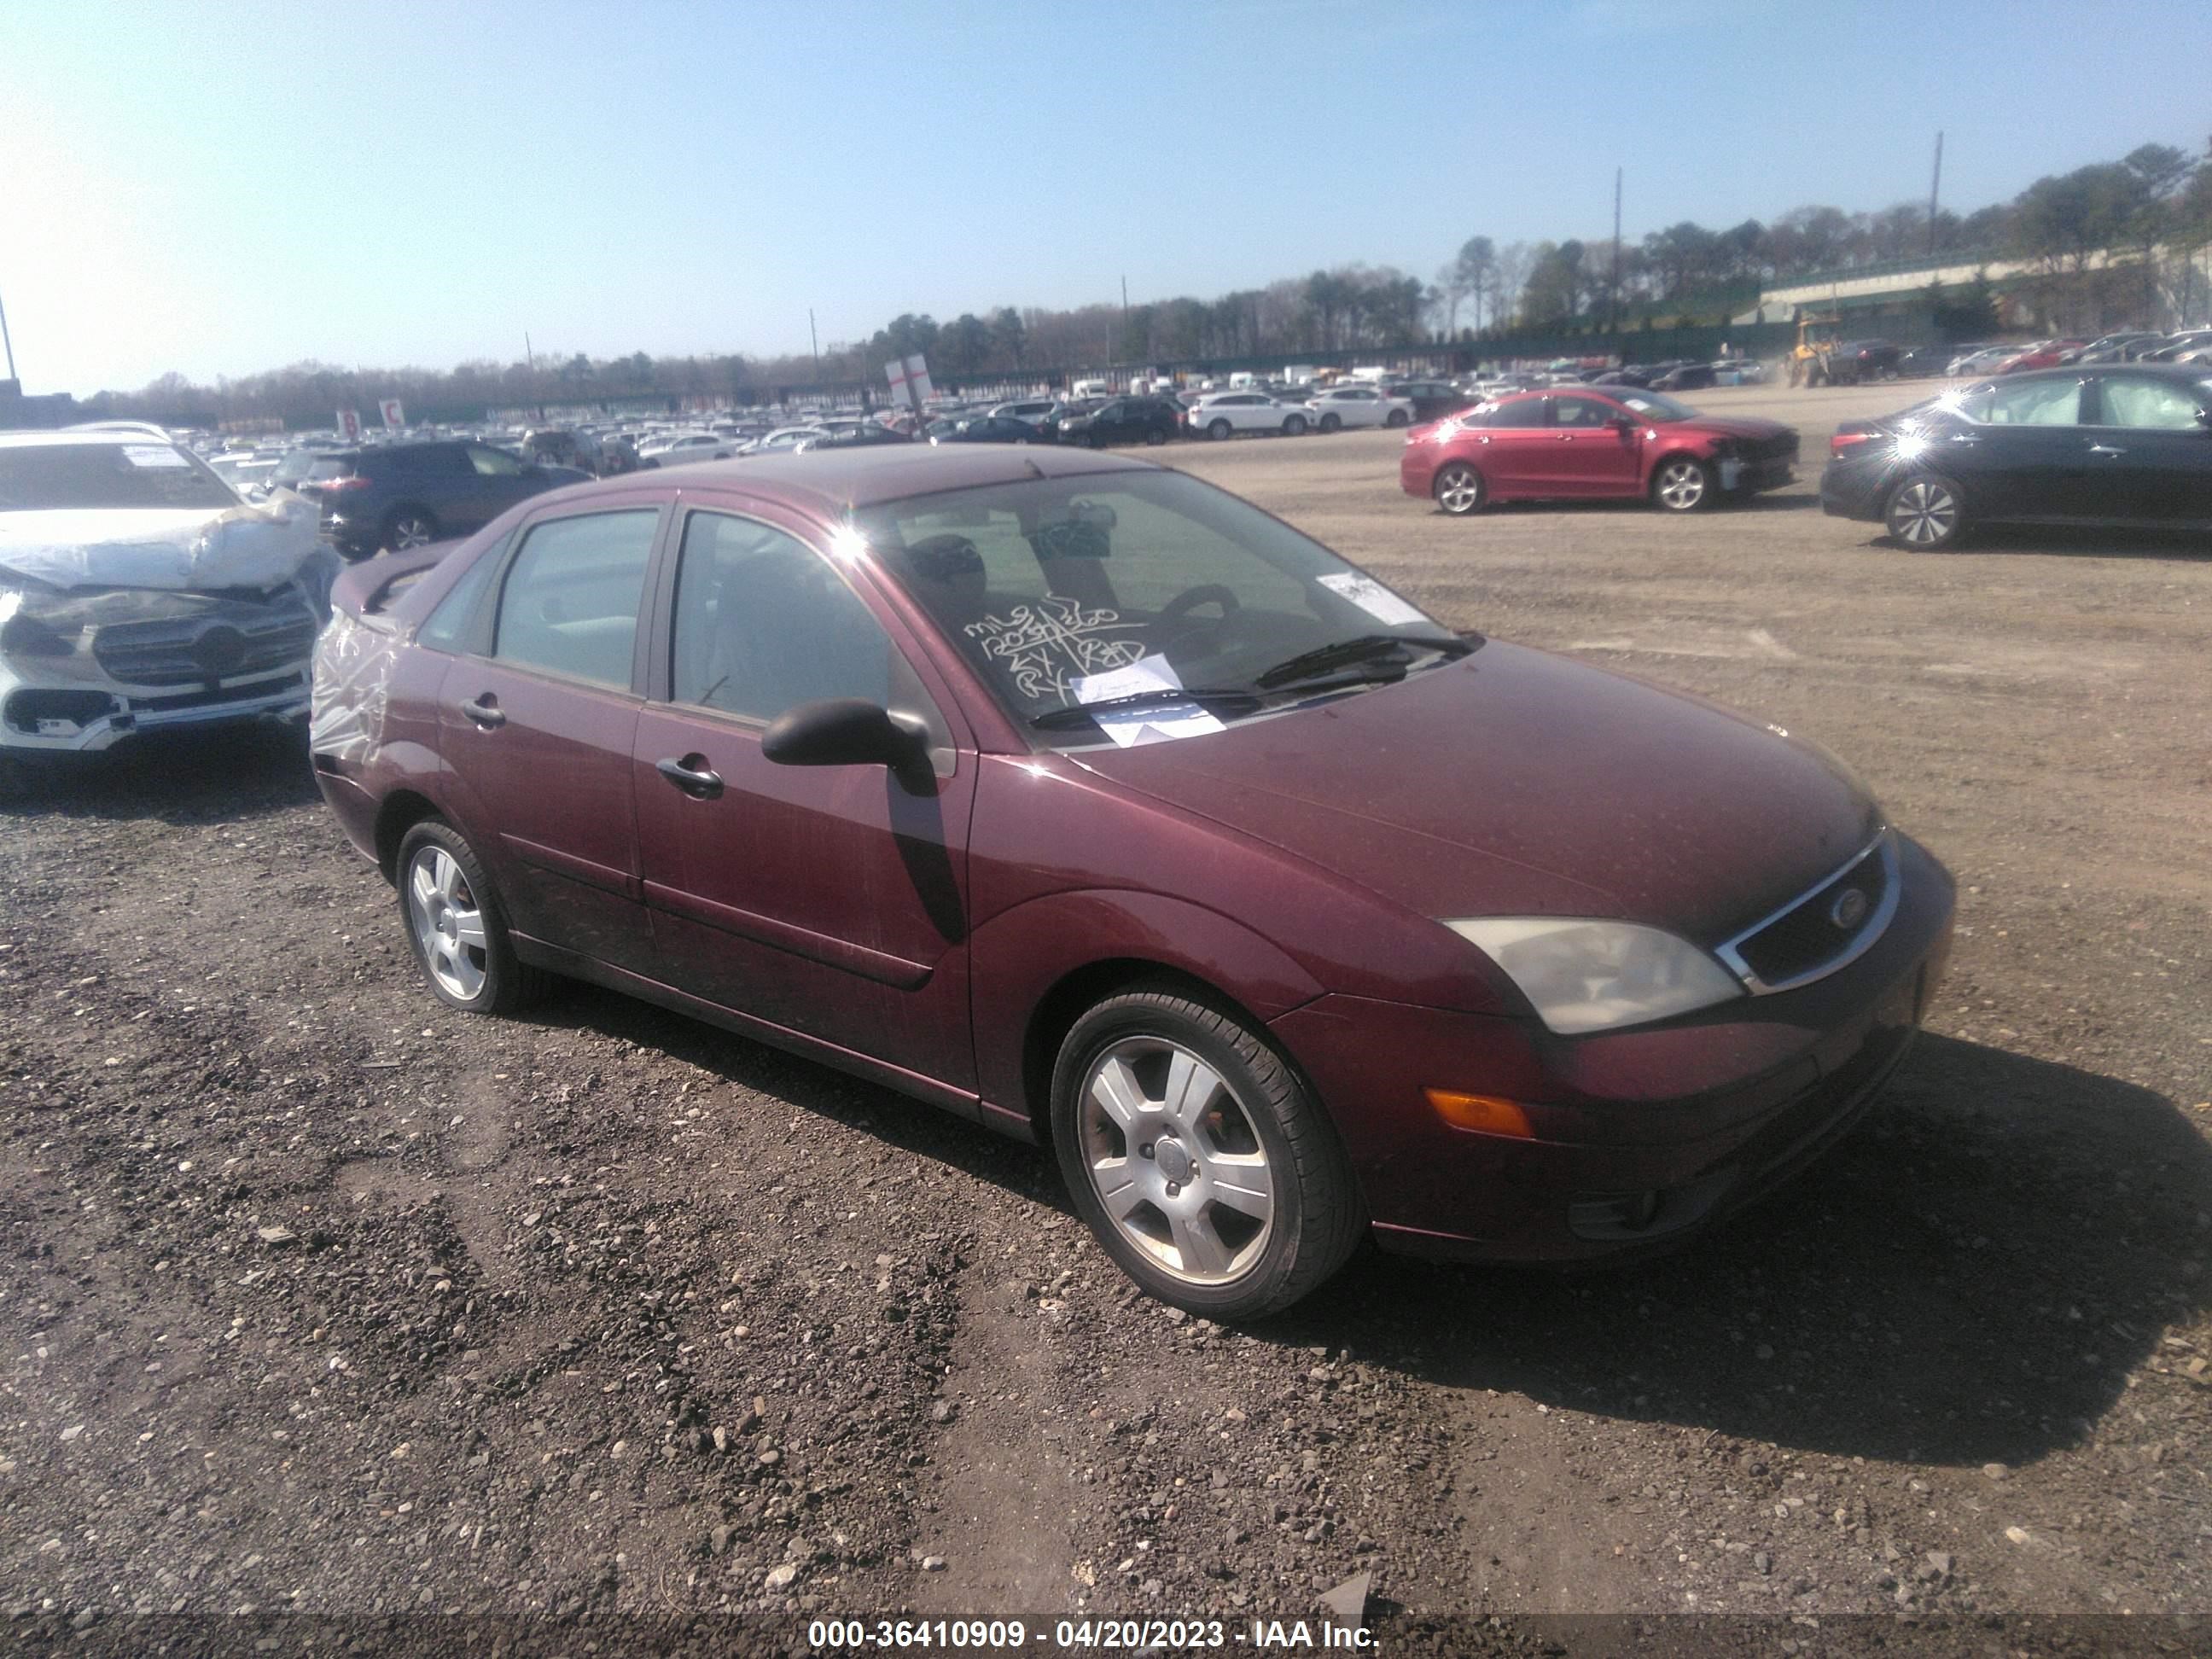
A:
1829;888;1870;930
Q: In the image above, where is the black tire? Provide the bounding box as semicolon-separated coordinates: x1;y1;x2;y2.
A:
394;820;552;1016
1208;418;1233;441
1283;415;1307;437
1650;456;1716;513
1144;426;1169;447
1884;472;1970;550
1433;461;1487;516
1318;413;1342;434
1385;408;1411;428
383;506;439;552
1049;983;1365;1320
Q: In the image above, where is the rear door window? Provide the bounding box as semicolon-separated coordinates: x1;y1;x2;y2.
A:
2095;376;2204;429
492;509;659;688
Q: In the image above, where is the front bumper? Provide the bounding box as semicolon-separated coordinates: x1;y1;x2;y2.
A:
0;661;311;753
1270;830;1956;1262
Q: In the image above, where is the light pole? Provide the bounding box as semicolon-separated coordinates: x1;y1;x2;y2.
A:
0;281;18;385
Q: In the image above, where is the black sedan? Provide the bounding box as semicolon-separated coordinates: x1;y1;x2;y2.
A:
932;415;1051;445
1383;379;1477;422
1822;341;1904;386
1650;363;1716;392
1819;364;2212;550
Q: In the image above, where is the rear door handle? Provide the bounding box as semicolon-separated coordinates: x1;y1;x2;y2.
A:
655;755;724;800
2086;443;2126;457
463;695;505;729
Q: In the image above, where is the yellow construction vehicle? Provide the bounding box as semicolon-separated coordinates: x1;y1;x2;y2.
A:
1786;311;1842;387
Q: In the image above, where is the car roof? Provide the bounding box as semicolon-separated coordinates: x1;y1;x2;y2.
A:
0;428;189;451
533;444;1161;518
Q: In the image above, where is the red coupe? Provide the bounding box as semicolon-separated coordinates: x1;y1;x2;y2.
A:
311;446;1949;1318
1400;387;1799;515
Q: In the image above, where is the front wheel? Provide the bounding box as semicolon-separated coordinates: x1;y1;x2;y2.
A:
1885;474;1968;550
1050;985;1365;1319
1208;418;1233;441
1434;462;1487;515
397;821;551;1015
1283;416;1307;436
1651;457;1715;512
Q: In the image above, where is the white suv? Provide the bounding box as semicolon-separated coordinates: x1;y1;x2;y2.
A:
0;425;334;760
1188;393;1311;440
1303;385;1415;432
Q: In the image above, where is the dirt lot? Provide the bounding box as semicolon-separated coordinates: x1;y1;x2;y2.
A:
3;383;2208;1650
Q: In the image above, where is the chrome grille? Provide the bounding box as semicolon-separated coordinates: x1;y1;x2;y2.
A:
92;596;319;688
1717;832;1898;994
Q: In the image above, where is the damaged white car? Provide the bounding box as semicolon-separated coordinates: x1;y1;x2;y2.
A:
0;424;338;758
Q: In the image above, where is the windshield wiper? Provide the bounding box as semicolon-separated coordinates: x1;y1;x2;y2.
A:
1030;687;1260;729
1253;632;1472;690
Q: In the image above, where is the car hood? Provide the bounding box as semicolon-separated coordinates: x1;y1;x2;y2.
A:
1674;416;1793;442
0;498;323;592
1068;641;1879;946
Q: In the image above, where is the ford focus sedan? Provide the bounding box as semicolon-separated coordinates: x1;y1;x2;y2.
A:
1401;387;1798;515
311;447;1951;1318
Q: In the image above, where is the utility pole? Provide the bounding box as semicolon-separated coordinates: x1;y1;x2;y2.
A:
808;309;819;380
1610;166;1623;335
1121;275;1130;376
0;281;17;384
1927;131;1944;259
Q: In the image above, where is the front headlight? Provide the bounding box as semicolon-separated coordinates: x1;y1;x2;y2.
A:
1445;917;1744;1035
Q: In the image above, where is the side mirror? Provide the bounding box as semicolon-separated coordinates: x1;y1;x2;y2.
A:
761;698;928;771
1610;415;1636;431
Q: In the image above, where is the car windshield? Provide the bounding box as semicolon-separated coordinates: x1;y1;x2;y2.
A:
1609;391;1699;422
0;442;238;512
856;469;1465;748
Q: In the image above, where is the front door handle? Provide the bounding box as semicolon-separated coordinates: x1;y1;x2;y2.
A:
463;695;505;729
2086;443;2127;457
655;755;724;800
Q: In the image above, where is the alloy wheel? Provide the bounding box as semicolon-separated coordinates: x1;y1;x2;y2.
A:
1889;479;1959;546
1435;464;1484;515
406;846;488;1001
390;513;434;550
1077;1036;1277;1285
1656;460;1708;510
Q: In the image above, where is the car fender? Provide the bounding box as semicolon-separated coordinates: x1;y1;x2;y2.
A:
967;888;1329;1132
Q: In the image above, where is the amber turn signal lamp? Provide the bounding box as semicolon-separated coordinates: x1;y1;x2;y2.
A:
1423;1090;1534;1138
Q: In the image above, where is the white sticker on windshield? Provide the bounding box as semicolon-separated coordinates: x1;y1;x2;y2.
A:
123;445;190;469
1318;572;1426;626
1070;653;1225;748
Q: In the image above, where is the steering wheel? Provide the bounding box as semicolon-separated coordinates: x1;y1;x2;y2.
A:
1152;584;1243;654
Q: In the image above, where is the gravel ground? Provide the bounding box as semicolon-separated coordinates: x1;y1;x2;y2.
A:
2;382;2207;1653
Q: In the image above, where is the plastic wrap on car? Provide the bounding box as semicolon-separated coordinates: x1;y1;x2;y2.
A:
307;612;397;765
0;490;324;592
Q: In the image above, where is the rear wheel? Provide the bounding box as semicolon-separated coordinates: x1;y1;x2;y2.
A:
1208;418;1233;441
384;507;439;551
396;820;551;1015
1651;457;1715;512
1884;474;1968;550
1385;409;1411;428
1145;426;1169;447
1433;462;1487;516
1050;984;1364;1319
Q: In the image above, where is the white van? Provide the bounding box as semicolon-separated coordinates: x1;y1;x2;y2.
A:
1071;378;1113;399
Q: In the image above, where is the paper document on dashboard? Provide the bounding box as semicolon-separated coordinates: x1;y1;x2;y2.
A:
1069;654;1226;748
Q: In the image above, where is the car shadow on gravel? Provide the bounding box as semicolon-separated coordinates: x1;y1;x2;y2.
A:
1470;494;1819;518
0;723;320;824
1846;525;2212;561
1273;1033;2212;1469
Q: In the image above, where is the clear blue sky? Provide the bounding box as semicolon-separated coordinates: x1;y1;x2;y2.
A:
3;0;2206;395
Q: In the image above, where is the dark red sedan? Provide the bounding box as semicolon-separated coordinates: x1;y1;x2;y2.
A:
1400;387;1799;515
311;447;1950;1318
